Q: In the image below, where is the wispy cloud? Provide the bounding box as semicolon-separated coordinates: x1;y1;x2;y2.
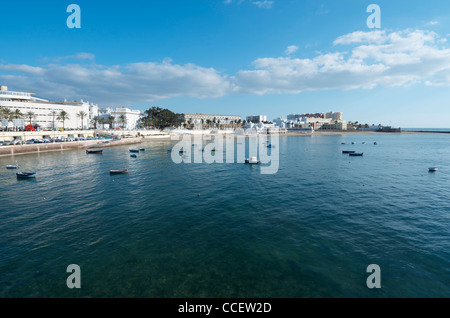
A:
40;52;96;63
285;45;299;55
252;1;274;9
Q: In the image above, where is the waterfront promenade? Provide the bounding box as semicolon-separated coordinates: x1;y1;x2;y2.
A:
0;137;143;157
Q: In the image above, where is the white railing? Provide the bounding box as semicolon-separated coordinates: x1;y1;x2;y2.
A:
0;91;32;98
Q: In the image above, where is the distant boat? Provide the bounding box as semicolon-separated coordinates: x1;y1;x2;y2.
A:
362;142;366;144
349;153;364;157
211;148;219;151
374;142;378;145
110;169;129;175
342;150;356;154
16;172;36;178
130;154;137;158
267;144;275;148
245;156;260;164
139;148;145;151
341;142;346;145
351;142;356;144
129;149;139;153
86;149;103;154
6;165;19;169
428;167;438;172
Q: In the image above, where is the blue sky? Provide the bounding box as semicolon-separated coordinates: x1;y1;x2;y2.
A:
1;0;450;127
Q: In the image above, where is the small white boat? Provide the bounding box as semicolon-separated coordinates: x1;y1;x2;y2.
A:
6;165;19;169
428;167;438;172
245;156;259;164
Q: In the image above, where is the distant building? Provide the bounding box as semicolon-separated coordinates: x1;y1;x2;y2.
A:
325;111;343;121
180;113;241;128
246;115;267;123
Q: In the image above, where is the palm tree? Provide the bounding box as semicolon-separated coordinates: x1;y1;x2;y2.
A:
107;115;115;129
76;111;88;130
99;117;106;129
50;110;58;130
25;111;36;126
57;111;69;130
119;114;126;129
91;116;99;129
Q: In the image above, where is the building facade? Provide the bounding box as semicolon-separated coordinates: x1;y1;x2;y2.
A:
246;115;267;123
0;85;98;130
180;113;241;128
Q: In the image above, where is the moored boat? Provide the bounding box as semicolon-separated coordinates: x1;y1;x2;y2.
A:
130;153;137;158
342;150;356;154
428;167;438;172
86;149;103;154
349;153;364;156
6;165;19;169
129;149;139;153
245;156;260;164
16;172;36;178
110;169;129;174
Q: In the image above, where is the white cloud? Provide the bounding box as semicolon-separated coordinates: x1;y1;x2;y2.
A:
427;21;439;26
233;29;450;94
0;60;233;104
285;45;299;55
252;1;274;9
2;29;450;104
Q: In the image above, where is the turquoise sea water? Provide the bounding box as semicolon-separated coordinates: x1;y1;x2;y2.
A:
0;134;449;298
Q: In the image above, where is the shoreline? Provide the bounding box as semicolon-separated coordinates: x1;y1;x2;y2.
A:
0;137;143;157
1;130;447;157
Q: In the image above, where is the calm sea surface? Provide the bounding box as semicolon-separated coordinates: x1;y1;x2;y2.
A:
0;134;449;298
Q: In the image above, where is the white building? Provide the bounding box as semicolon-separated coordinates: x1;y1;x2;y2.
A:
180;113;241;128
111;107;141;129
246;115;267;123
0;85;98;130
97;107;142;129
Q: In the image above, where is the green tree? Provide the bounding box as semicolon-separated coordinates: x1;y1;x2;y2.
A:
25;111;36;126
57;111;69;130
119;114;126;129
99;117;106;129
108;115;115;129
50;110;58;130
91;116;99;129
76;111;88;130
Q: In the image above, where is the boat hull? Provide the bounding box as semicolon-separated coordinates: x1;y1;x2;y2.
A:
16;172;36;178
110;170;129;175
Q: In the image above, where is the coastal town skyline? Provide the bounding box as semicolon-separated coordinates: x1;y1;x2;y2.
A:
1;0;450;127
